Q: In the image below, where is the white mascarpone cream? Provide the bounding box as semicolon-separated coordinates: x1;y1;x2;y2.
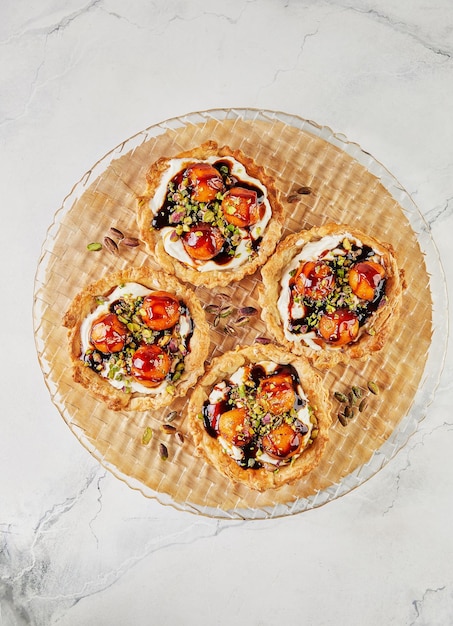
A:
208;360;313;467
80;282;191;395
277;233;384;350
149;156;273;272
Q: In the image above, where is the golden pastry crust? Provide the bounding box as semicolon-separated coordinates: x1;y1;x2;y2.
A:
260;223;405;369
187;344;332;491
63;267;210;411
137;141;283;288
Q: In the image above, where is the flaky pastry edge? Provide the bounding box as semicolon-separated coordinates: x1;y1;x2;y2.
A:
63;266;210;411
187;343;332;491
259;222;406;370
136;140;283;288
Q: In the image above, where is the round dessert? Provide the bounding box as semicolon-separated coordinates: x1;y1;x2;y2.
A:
63;267;210;411
187;344;331;491
260;223;405;369
137;141;283;288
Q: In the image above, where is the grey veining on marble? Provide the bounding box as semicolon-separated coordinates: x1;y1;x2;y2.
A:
1;1;453;624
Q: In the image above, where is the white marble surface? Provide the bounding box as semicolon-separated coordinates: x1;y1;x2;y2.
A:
1;1;452;624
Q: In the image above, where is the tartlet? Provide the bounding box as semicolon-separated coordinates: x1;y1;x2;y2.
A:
63;267;210;411
260;223;405;369
137;141;283;288
187;343;331;491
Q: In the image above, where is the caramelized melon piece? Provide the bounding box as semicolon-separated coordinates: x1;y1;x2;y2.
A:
256;373;295;415
90;313;127;354
181;224;225;261
348;261;385;301
218;407;254;447
184;162;224;202
130;344;171;387
318;309;359;346
221;187;262;228
141;291;180;331
262;422;301;459
294;261;335;300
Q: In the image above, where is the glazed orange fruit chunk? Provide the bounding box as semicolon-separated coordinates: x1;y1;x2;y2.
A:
294;261;336;300
141;291;180;331
348;261;385;301
90;313;127;354
182;224;225;260
318;309;359;346
256;373;295;415
262;422;301;459
218;407;254;447
221;187;261;228
185;162;225;203
130;344;171;387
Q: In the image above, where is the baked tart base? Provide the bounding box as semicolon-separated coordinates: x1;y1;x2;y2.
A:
260;223;405;369
63;267;210;411
188;344;332;491
137;141;283;288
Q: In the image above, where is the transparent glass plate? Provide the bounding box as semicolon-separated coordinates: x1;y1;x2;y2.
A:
33;109;448;519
